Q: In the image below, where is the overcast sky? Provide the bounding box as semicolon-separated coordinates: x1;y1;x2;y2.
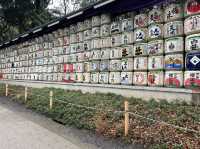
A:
48;0;73;13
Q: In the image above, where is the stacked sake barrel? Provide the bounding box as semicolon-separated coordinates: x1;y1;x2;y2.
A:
163;2;184;88
184;0;200;88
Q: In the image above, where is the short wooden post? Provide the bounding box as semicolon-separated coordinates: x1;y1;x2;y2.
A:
49;90;53;110
24;86;28;103
5;84;8;96
124;100;129;136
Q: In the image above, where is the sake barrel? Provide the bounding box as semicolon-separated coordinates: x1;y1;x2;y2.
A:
63;73;74;83
81;41;90;52
134;57;148;70
82;73;90;83
77;22;84;32
185;51;200;70
84;19;92;30
164;3;183;22
121;72;133;85
121;58;134;71
121;18;134;32
52;73;58;81
121;45;134;58
75;63;84;73
101;37;111;48
133;43;148;56
148;6;163;24
99;72;109;84
133;71;148;85
90;50;101;60
164;21;183;38
76;32;84;43
83;30;92;41
70;34;77;44
83;62;90;72
148;71;164;86
101;14;111;25
111;34;122;47
134;14;148;28
77;52;84;62
185;0;200;16
74;73;83;83
91;38;101;49
109;72;121;84
133;28;147;43
77;43;84;53
100;60;109;71
92;16;101;27
100;24;110;37
58;73;63;81
164;71;183;87
90;61;100;72
148;40;164;55
148;56;164;70
185;33;200;51
90;72;99;84
100;48;110;60
91;27;100;38
63;63;74;73
70;24;77;34
121;32;134;45
70;44;77;54
83;51;91;61
110;60;121;71
184;15;200;35
110;47;122;59
184;70;200;88
165;54;184;70
110;21;122;34
148;24;163;40
165;37;184;53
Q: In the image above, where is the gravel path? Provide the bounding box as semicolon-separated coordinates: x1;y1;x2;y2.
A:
0;96;144;149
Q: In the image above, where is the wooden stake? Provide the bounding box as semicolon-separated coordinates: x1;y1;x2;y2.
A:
5;84;8;97
25;86;28;103
124;100;129;136
49;91;53;110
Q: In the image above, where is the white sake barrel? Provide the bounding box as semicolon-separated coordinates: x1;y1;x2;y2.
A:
83;30;92;40
75;63;84;73
164;3;183;22
109;72;121;84
111;34;122;47
99;72;109;84
134;14;148;28
164;71;183;87
91;27;100;38
77;32;84;42
70;43;77;54
148;56;164;70
186;33;200;51
121;32;134;45
83;40;91;51
100;60;109;71
91;38;101;49
148;6;163;24
74;73;83;83
101;14;111;25
92;16;101;27
101;37;111;48
90;72;99;83
165;37;184;53
77;52;84;62
164;21;183;38
64;73;73;82
110;60;121;71
82;73;90;83
70;24;77;34
110;47;122;59
121;58;134;71
100;24;110;37
121;72;133;85
133;43;148;56
185;0;200;16
134;57;148;70
148;71;164;86
63;36;70;46
165;54;184;70
184;15;200;35
148;24;163;40
90;61;100;72
77;22;84;32
110;21;122;34
90;50;101;60
83;51;91;61
53;73;58;81
133;71;147;85
184;71;200;88
83;62;90;72
121;45;134;58
77;43;84;53
58;73;63;81
121;18;134;32
84;19;92;30
100;48;110;60
148;40;164;55
133;28;147;43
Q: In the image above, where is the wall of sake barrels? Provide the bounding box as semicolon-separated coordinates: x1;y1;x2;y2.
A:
0;0;200;89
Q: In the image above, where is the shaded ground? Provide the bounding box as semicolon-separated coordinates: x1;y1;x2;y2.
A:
0;96;143;149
